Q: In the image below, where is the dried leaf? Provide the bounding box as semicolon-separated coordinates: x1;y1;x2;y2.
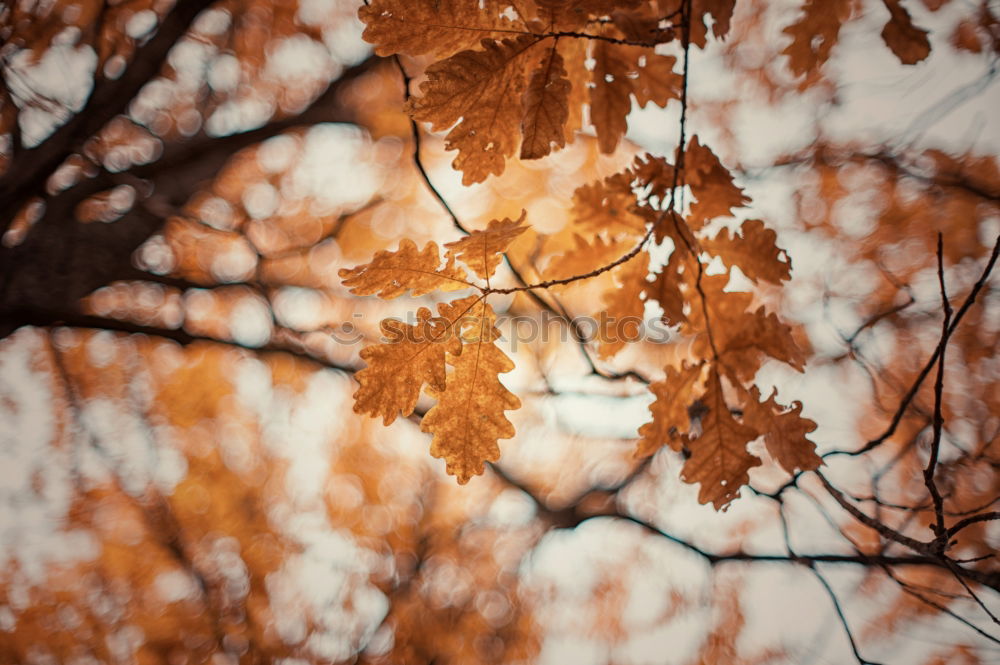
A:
358;0;524;58
685;137;749;226
520;46;572;160
408;36;539;184
781;0;854;78
636;362;705;457
339;239;470;298
703;219;792;284
681;369;761;510
421;297;521;483
741;385;822;474
444;211;528;280
572;172;646;235
881;0;931;64
591;39;681;153
353;306;464;425
645;248;693;326
690;0;738;47
545;234;631;281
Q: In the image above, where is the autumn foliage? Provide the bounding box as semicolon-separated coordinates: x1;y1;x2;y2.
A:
0;1;998;664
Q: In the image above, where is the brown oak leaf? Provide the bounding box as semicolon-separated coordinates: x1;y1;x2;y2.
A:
520;46;572;160
881;0;931;64
703;219;792;285
407;35;540;184
685;137;749;227
421;297;521;483
636;362;705;457
444;211;528;280
781;0;855;79
681;369;761;510
590;38;681;153
352;306;464;425
339;239;470;298
358;0;525;58
741;385;822;475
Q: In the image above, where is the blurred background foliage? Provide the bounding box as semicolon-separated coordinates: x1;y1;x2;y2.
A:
0;1;998;664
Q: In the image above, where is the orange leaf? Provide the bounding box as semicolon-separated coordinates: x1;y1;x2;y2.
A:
645;247;694;327
703;219;792;285
421;297;521;483
781;0;855;79
352;305;465;425
444;211;528;280
407;36;539;184
358;0;525;58
741;385;822;475
520;46;572;160
590;39;681;153
685;137;749;226
572;172;646;236
681;369;761;510
544;234;632;282
636;362;705;457
881;0;931;65
339;239;471;298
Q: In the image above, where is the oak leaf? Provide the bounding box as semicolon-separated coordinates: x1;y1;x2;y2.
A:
572;172;646;235
685;137;749;227
339;239;470;298
681;369;761;510
781;0;854;79
421;297;521;483
407;36;539;184
741;385;822;475
358;0;524;58
689;0;737;48
881;0;931;64
720;306;809;380
520;46;572;160
645;247;693;327
444;211;528;280
352;306;464;425
636;362;705;457
545;234;632;281
703;219;791;285
590;39;681;153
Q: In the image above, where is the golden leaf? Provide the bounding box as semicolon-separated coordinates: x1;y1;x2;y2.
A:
544;234;632;281
681;369;761;510
520;46;572;160
703;219;792;285
881;0;931;65
741;385;822;475
444;211;528;280
339;239;470;298
358;0;525;58
685;137;749;227
352;305;465;425
421;297;521;483
407;36;540;184
635;362;705;457
572;172;646;235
